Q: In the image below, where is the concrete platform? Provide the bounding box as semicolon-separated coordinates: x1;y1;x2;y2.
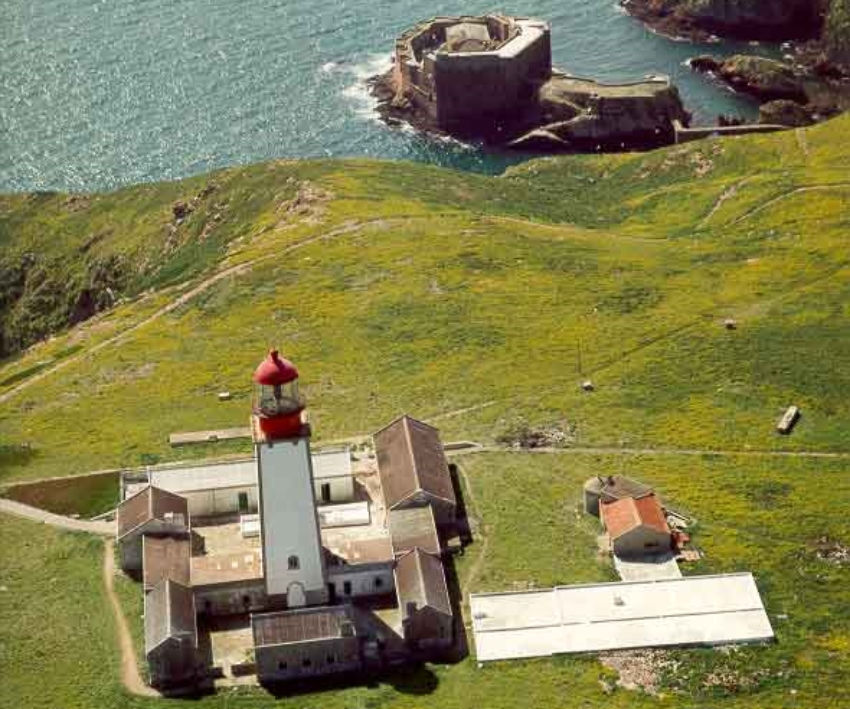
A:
614;552;682;581
470;573;774;662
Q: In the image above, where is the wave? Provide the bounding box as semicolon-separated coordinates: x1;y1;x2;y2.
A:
338;53;393;122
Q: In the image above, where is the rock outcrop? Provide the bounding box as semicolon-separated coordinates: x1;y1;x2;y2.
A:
511;75;689;151
759;99;816;126
623;0;827;41
689;53;850;119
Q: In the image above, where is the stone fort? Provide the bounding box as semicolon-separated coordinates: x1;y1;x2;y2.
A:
392;15;552;132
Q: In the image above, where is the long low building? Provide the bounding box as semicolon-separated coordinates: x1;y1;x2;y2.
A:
122;448;354;517
470;573;774;662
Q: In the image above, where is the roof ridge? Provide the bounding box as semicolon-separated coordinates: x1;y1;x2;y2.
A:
401;416;422;494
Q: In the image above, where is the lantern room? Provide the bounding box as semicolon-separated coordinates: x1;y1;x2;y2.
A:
252;350;306;440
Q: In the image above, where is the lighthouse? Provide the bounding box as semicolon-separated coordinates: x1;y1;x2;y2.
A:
252;350;327;607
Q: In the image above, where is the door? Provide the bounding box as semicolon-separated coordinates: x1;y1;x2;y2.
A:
321;482;331;504
238;491;249;513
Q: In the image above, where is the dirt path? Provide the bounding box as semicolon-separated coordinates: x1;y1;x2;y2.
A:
453;459;490;597
103;539;160;698
452;445;850;460
698;177;756;228
0;497;114;535
0;217;395;406
732;182;850;225
488;215;662;244
795;128;810;159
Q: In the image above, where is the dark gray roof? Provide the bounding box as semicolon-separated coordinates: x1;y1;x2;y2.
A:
144;579;196;654
117;486;188;539
252;605;355;647
388;506;440;557
374;415;456;511
395;548;452;619
595;475;653;501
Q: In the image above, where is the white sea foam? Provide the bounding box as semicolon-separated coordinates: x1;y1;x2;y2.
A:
340;53;393;123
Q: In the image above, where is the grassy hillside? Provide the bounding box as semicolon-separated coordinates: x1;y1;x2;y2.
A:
1;111;849;709
1;116;848;485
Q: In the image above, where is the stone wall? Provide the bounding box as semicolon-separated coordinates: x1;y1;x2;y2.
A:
434;23;551;128
392;16;551;131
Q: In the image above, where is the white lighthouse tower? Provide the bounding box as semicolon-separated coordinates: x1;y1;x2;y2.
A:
251;350;327;607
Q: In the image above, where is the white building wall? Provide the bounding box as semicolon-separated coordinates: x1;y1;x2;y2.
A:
314;476;355;504
257;437;326;603
328;565;394;599
183;486;259;518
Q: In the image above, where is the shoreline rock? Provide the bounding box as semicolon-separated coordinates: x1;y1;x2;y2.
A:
689;53;849;123
370;69;693;154
621;0;826;44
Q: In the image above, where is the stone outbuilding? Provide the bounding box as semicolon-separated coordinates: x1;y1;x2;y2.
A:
252;605;361;683
374;415;456;527
116;486;189;572
601;493;672;558
144;578;198;688
394;548;453;650
583;475;654;517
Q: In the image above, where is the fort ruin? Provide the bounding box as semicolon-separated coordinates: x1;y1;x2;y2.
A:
373;14;782;151
390;15;552;133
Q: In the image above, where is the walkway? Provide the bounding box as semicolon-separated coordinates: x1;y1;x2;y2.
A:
451;445;850;460
103;539;160;697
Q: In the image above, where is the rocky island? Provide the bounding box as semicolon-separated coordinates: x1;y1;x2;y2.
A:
370;15;693;152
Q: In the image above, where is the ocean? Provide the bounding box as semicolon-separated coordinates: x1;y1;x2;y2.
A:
1;0;778;192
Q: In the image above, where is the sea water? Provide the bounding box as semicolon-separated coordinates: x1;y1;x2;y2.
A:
1;0;777;192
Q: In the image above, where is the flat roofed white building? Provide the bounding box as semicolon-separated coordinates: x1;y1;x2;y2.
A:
123;448;353;517
470;573;774;662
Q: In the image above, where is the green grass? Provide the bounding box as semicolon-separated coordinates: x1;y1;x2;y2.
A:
1;112;849;708
2;117;849;482
1;471;119;517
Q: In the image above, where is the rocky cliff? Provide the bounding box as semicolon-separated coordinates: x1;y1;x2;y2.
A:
624;0;833;43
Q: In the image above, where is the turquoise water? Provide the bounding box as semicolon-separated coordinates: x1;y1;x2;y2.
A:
2;0;776;192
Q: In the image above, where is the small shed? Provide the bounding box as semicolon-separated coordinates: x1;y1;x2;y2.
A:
601;493;672;558
252;605;361;683
395;548;453;649
777;406;800;435
116;486;189;572
144;579;198;688
374;415;456;527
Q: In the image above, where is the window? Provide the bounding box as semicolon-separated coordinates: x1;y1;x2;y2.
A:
326;655;335;665
343;580;352;596
288;555;300;570
242;595;251;607
302;658;312;668
278;660;287;671
375;576;384;589
238;491;249;513
321;482;331;503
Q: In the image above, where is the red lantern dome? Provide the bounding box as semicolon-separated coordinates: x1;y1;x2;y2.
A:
253;350;299;386
252;350;305;439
